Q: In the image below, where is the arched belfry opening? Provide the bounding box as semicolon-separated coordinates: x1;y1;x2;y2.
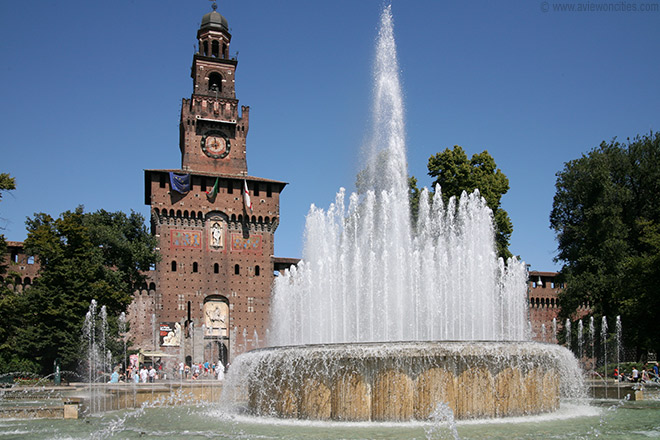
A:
208;72;223;93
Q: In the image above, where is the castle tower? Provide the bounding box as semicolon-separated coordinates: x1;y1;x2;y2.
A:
131;5;287;368
179;5;248;175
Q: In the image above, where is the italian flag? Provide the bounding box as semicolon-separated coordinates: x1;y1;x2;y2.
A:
243;179;252;212
206;177;219;199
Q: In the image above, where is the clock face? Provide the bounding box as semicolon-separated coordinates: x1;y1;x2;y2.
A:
201;131;230;159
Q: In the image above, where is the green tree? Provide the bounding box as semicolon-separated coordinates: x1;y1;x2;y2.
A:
4;207;160;374
0;173;33;373
550;132;660;358
0;173;17;274
426;146;513;260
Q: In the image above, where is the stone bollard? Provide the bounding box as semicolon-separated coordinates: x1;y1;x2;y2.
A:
63;398;82;419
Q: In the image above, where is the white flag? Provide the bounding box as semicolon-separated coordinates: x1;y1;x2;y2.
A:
243;180;252;212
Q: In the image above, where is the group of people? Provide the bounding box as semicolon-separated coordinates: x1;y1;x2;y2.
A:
108;363;162;383
613;363;659;383
106;360;227;383
177;361;226;381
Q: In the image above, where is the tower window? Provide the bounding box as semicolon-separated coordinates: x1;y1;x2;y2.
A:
160;173;167;188
214;263;219;274
227;180;233;194
234;264;240;275
267;184;272;197
208;72;223;93
193;262;199;273
212;40;220;58
171;261;177;272
255;265;260;276
254;184;260;197
222;43;227;58
203;40;209;56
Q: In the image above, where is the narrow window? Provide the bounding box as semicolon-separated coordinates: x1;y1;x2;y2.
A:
193;262;198;273
267;184;272;197
254;184;260;197
234;264;240;275
171;261;177;272
212;40;220;57
214;263;219;274
27;256;35;264
227;180;233;194
201;178;207;192
160;173;166;188
255;265;260;276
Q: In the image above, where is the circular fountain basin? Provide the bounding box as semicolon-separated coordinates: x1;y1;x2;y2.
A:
237;341;580;421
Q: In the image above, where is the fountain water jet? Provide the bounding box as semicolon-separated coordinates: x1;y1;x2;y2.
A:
224;5;584;421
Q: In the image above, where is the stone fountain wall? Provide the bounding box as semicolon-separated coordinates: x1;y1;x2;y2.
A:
235;341;578;421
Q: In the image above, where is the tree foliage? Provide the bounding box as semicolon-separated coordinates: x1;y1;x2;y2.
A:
0;173;16;273
550;132;660;358
0;207;159;375
425;146;513;260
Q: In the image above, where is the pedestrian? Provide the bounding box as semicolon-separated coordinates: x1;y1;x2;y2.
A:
148;365;157;383
632;366;639;382
140;366;148;383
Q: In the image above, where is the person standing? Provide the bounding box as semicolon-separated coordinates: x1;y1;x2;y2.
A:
148;365;157;383
140;366;148;383
632;366;639;382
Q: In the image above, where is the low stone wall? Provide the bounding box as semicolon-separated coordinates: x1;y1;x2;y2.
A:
0;381;224;419
0;406;65;419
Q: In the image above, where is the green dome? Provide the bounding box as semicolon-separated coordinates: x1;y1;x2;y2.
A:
200;10;228;32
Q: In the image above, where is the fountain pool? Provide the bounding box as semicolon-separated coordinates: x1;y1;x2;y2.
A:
0;399;658;439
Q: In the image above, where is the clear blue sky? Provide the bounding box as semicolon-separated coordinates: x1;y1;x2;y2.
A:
1;0;658;272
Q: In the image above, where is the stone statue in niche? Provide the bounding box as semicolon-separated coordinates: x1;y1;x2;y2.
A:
210;221;224;249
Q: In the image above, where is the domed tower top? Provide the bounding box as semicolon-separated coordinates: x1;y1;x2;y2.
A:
197;2;232;59
200;7;229;32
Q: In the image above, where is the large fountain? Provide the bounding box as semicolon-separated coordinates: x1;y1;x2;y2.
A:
222;5;583;422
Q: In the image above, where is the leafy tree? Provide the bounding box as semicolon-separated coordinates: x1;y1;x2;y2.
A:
0;173;16;274
550;132;660;359
426;146;513;260
0;173;15;201
3;207;160;374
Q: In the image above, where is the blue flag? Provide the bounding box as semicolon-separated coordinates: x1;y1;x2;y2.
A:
170;172;190;194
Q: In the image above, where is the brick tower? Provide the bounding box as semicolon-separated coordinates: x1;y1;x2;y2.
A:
130;5;287;369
